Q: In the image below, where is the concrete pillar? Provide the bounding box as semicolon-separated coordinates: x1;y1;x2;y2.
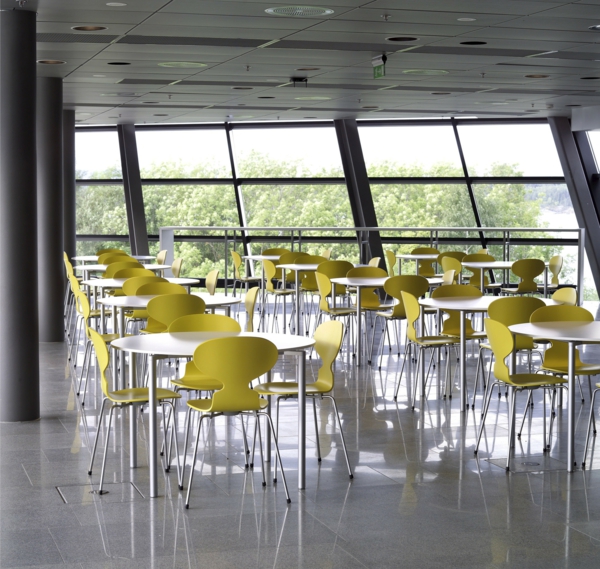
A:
37;77;64;342
0;9;39;421
63;110;76;261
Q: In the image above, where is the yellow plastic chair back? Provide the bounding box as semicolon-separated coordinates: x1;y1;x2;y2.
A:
316;272;335;312
462;253;495;288
383;275;429;319
442;270;456;286
113;268;155;278
385;250;397;276
193;337;279;412
122;276;167;295
548;255;563;286
483;318;515;385
511;258;545;293
98;252;132;264
312;320;344;393
530;305;593;370
69;274;82;295
400;291;421;343
262;248;291;256
296;255;327;291
476;248;489;255
205;269;219;295
411;247;440;277
96;248;126;256
317;260;354;296
171;258;183;278
438;251;466;263
431;284;481;336
488;296;545;351
552;287;576;305
320;249;332;261
88;328;112;397
103;261;143;277
347;266;387;309
279;251;309;283
168;313;240;333
245;287;260;332
136;282;187;296
263;260;281;294
147;294;206;333
441;256;462;282
368;257;381;268
231;250;244;280
156;250;167;264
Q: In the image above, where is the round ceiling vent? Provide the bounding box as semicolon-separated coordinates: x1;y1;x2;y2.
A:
265;6;334;17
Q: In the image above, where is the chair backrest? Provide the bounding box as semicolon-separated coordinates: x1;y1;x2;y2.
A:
74;290;90;320
320;248;332;261
385;250;397;275
279;251;308;265
113;268;155;278
263;260;279;293
431;284;481;299
205;269;219;295
98;252;132;264
441;256;462;280
368;257;381;268
462;253;495;288
88;328;112;397
317;260;354;296
102;261;143;277
168;313;240;332
347;266;387;308
438;251;466;263
231;250;244;279
511;258;545;293
156;249;167;264
476;248;489;255
552;287;577;305
122;276;167;295
346;266;387;278
244;286;260;332
171;258;183;278
441;269;456;286
313;320;344;392
315;271;334;312
548;255;563;285
193;337;279;412
383;275;429;319
411;246;440;277
262;247;291;256
135;282;187;296
63;253;74;278
488;296;545;351
295;255;327;290
96;248;126;255
483;318;513;384
68;274;82;294
400;291;421;343
147;294;206;332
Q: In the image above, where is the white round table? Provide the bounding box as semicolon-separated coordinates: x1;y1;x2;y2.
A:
74;263;171;280
396;253;439;276
112;331;315;497
330;276;388;365
277;263;321;335
72;254;155;263
509;320;600;472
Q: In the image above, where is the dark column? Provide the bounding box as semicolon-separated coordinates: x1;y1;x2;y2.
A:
37;78;64;342
0;10;39;421
334;119;384;266
63;110;77;260
117;124;149;255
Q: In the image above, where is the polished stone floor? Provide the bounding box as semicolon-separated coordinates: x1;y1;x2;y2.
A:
2;302;600;568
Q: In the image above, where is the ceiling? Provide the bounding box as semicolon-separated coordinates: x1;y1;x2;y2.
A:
12;0;600;124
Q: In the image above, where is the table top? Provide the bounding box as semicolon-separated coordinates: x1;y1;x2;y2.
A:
72;255;155;262
74;264;171;272
420;295;558;312
462;260;549;270
243;254;280;261
82;277;199;288
191;292;242;306
396;254;439;261
331;276;388;287
112;330;315;356
510;321;600;343
277;263;321;271
99;293;241;310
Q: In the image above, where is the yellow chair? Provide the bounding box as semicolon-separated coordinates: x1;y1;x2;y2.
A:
461;253;498;291
244;286;260;332
320;248;332;261
438;251;466;263
156;249;168;264
183;337;290;508
530;305;600;403
411;247;440;277
98;252;134;264
113;268;155;279
171;258;183;278
314;272;356;333
205;269;219;295
475;319;566;471
370;275;430;368
279;251;309;287
552;287;577;305
136;282;187;296
254;320;352;479
263;260;295;332
87;328;181;494
538;254;563;293
395;292;459;406
231;250;261;296
317;260;354;299
385;250;397;276
68;277;102;365
368;257;382;268
102;261;143;278
262;247;291;256
346;266;389;311
121;276;168;330
143;293;205;334
96;248;126;255
471;296;545;410
501;258;545;295
440;256;461;283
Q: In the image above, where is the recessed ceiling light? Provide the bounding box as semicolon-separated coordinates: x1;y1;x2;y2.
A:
588;24;600;31
304;116;317;118
525;109;539;112
258;96;275;99
37;60;66;65
106;2;127;6
362;106;379;109
142;101;159;104
158;61;207;68
265;6;334;17
581;76;600;80
460;41;487;45
525;74;549;79
403;69;448;75
566;104;582;107
232;87;253;90
72;26;107;31
431;92;451;95
386;36;418;42
107;61;130;65
76;112;92;116
92;74;106;77
153;114;168;116
457;18;476;22
108;116;119;118
492;102;509;105
296;67;320;71
294;96;331;100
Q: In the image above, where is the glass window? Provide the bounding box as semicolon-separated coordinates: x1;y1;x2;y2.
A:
75;131;122;179
232;127;344;178
457;123;563;177
358;124;463;177
136;129;232;178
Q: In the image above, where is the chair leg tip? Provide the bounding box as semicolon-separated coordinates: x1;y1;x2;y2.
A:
287;498;291;504
317;458;321;462
87;470;92;475
262;482;266;487
185;504;189;509
349;474;354;479
179;485;183;490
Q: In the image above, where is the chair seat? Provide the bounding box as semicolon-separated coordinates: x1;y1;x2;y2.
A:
375;309;403;319
255;381;324;396
415;335;460;347
539;363;600;376
271;289;295;296
126;309;148;320
107;387;181;404
507;373;566;388
324;306;355;317
441;330;486;340
238;276;262;283
171;377;222;391
187;397;268;413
